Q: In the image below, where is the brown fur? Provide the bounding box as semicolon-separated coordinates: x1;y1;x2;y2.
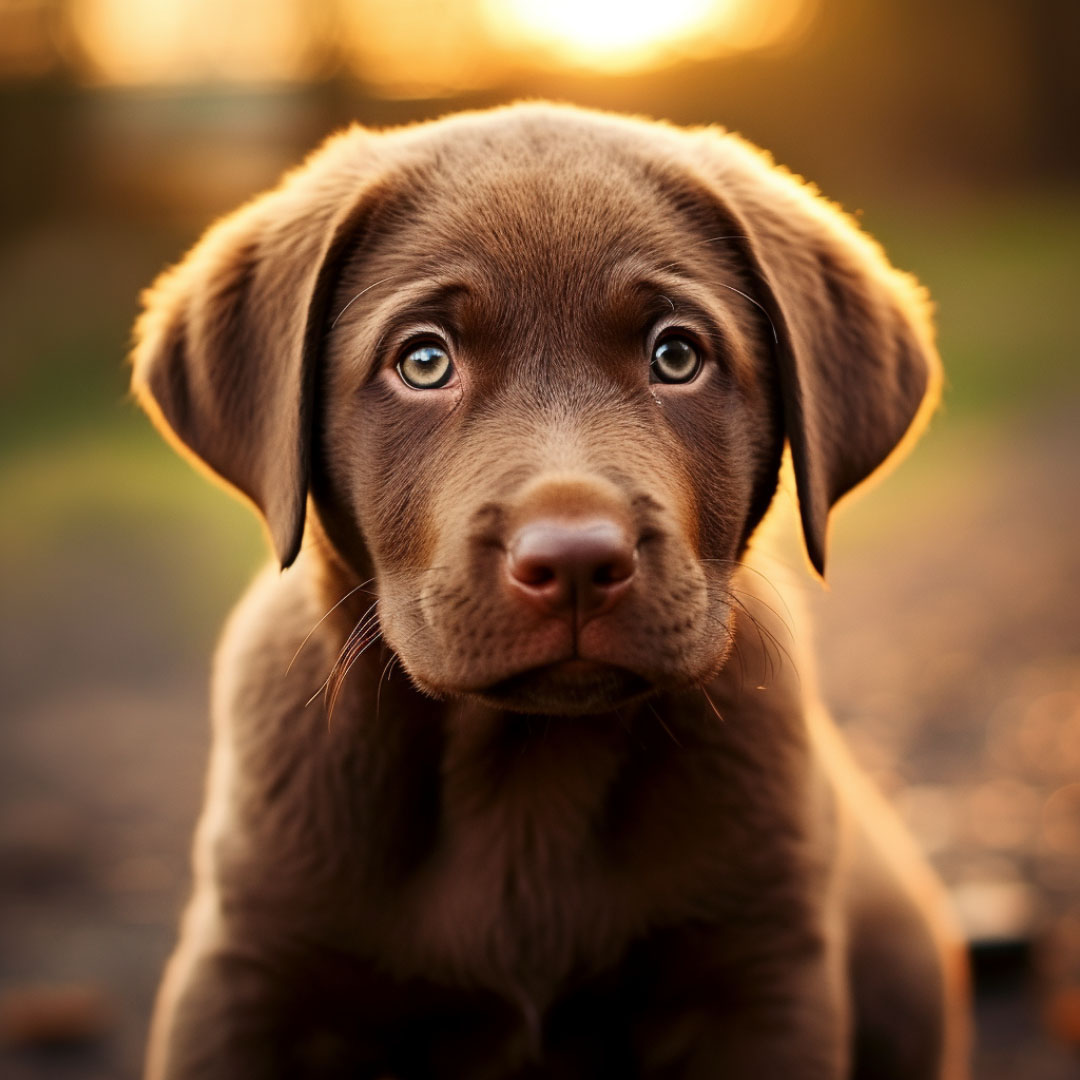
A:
131;104;969;1078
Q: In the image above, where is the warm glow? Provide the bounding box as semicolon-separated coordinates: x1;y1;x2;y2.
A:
490;0;713;71
52;0;814;93
68;0;317;85
337;1;495;99
485;0;812;74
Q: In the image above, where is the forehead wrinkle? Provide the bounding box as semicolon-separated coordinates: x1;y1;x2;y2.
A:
417;160;662;282
336;155;677;341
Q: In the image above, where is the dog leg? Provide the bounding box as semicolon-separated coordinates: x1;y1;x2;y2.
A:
633;948;851;1079
146;940;289;1080
846;875;965;1080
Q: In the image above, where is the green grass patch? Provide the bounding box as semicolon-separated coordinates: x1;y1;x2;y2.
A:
865;192;1080;416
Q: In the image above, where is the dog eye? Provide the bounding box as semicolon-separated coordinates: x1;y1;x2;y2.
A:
650;336;701;384
397;344;454;389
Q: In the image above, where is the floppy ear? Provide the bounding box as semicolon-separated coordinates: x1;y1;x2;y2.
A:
692;134;942;576
131;130;381;568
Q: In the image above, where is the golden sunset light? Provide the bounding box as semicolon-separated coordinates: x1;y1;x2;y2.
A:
485;0;714;72
47;0;816;92
484;0;814;74
68;0;318;85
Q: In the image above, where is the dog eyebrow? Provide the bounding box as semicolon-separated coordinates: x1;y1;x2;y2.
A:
330;275;398;330
333;276;470;332
346;280;474;379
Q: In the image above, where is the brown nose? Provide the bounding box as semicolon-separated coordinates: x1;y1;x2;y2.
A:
506;518;636;620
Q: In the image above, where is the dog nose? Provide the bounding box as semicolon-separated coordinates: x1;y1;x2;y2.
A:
506;518;636;619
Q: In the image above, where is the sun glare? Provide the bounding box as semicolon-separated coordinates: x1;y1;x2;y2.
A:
485;0;809;74
54;0;813;92
491;0;713;70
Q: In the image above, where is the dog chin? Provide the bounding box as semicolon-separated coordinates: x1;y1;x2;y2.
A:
470;660;654;716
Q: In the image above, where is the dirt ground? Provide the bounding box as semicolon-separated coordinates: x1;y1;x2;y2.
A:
1;407;1077;1078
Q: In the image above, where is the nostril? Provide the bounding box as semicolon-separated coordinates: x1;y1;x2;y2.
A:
593;554;634;587
511;558;557;588
505;518;637;618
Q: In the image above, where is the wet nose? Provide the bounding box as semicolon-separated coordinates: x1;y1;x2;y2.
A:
505;518;637;620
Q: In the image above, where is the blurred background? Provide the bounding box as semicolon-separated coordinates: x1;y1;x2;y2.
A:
0;0;1077;1076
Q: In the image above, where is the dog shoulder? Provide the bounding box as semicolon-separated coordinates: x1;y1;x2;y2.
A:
208;561;329;763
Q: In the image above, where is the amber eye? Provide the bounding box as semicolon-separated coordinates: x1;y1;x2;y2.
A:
650;335;702;384
397;344;453;389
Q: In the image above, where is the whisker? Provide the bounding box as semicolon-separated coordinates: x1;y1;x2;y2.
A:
287;579;375;675
726;591;801;690
330;275;397;329
374;651;400;722
323;611;383;711
305;603;380;708
730;562;795;631
613;707;647;751
712;282;778;343
647;701;683;748
325;627;385;724
701;687;726;724
727;618;748;695
700;557;796;638
730;593;776;685
694;233;753;247
314;569;455;721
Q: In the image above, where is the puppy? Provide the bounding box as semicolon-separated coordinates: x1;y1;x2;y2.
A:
132;104;970;1078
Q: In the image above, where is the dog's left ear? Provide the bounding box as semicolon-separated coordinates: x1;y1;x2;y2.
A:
131;130;381;568
691;134;942;577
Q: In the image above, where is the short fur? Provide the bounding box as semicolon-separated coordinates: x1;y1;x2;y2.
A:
132;104;969;1078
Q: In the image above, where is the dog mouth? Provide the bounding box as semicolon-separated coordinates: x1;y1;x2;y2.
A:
472;659;653;716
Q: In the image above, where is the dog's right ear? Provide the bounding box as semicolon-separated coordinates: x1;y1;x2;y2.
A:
687;132;941;578
131;130;382;568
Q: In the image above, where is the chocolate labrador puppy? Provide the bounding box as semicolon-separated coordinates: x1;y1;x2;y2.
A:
132;104;970;1078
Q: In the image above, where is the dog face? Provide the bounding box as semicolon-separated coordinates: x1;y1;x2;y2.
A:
131;105;939;714
314;126;783;712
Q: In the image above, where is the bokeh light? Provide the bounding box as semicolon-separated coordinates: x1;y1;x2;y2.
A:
485;0;812;73
0;0;816;94
67;0;322;85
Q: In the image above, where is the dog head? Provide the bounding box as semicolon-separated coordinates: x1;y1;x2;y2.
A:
132;105;939;714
